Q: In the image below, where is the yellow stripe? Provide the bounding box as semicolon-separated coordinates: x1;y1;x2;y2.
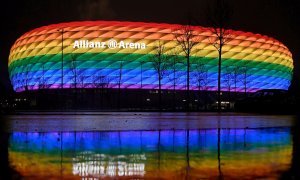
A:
9;37;293;69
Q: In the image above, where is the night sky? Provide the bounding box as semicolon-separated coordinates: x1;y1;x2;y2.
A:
1;0;299;95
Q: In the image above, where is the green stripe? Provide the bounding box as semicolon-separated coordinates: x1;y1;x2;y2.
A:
9;52;293;80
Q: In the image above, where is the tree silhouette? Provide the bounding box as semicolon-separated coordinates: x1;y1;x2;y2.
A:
201;65;210;110
92;73;109;89
224;66;234;100
38;64;50;89
69;54;78;89
92;73;110;108
232;66;240;98
240;66;250;97
174;24;198;111
117;60;124;109
151;41;169;111
168;50;182;110
207;0;232;111
18;65;27;92
139;61;145;109
77;71;86;89
193;59;208;110
25;63;32;91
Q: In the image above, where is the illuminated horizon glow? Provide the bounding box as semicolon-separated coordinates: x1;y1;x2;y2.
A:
8;21;293;92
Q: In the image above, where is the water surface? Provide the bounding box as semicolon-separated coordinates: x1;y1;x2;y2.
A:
3;113;296;179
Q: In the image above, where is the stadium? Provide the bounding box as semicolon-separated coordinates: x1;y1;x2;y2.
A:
8;21;293;109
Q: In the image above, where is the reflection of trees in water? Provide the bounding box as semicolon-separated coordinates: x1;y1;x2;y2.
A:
9;128;292;179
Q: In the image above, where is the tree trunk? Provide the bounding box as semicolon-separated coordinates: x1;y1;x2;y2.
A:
118;62;123;109
244;81;247;98
173;87;176;110
173;69;176;111
118;84;121;109
228;86;231;102
198;84;201;110
204;90;208;111
159;76;162;111
218;44;222;112
234;79;237;99
140;63;143;110
187;55;190;111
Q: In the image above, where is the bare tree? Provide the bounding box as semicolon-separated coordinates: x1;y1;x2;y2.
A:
200;67;210;110
76;71;86;107
18;65;28;91
69;54;78;89
168;50;182;110
223;66;234;100
38;64;50;90
92;73;110;108
140;61;145;109
151;41;169;111
20;62;33;105
77;72;86;89
174;24;198;111
92;73;110;89
117;60;124;109
232;66;240;98
24;63;32;91
68;54;80;108
207;0;232;111
194;59;206;91
193;59;208;109
38;65;44;90
140;61;145;89
71;54;86;90
239;66;250;97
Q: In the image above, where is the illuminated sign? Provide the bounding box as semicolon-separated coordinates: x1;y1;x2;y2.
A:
73;39;147;49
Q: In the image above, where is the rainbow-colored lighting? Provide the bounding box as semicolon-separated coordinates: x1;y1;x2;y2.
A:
9;128;292;179
8;21;293;92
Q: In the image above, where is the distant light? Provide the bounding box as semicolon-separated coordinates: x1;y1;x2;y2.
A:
146;98;150;102
194;100;198;102
215;101;230;104
182;99;186;102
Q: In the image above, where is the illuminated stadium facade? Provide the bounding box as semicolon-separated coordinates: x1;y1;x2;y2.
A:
9;21;293;93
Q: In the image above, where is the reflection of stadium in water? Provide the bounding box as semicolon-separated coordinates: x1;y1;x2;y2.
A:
9;128;292;179
72;152;146;177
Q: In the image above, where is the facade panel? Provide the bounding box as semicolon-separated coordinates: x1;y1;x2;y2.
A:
8;21;293;92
